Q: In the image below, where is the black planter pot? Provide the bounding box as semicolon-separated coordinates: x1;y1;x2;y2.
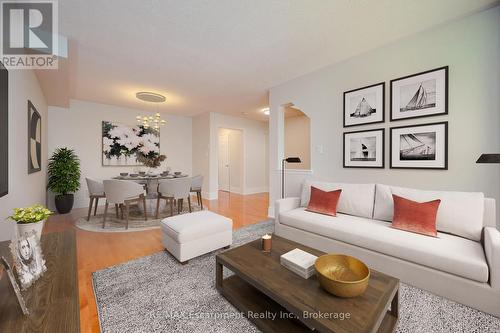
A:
55;194;74;214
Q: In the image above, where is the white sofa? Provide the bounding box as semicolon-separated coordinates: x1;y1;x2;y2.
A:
274;181;500;317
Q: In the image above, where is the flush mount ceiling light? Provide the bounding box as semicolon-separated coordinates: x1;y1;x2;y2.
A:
136;91;166;103
261;107;270;115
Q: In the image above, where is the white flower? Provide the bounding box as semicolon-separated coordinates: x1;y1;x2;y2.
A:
108;125;126;139
142;133;159;145
103;137;114;153
139;145;152;154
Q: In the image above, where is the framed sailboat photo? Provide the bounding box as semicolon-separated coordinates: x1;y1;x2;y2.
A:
390;122;448;169
390;66;448;121
343;82;384;127
343;128;385;168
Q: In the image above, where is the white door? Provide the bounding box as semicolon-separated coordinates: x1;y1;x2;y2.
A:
218;131;230;192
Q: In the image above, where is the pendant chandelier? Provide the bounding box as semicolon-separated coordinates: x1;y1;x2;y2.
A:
135;91;167;131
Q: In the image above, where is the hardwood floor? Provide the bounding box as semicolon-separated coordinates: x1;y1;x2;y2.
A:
43;191;269;333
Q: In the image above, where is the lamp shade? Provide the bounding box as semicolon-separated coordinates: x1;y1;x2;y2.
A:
476;154;500;163
284;157;301;163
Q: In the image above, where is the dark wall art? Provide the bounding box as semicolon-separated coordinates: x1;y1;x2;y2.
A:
390;122;448;170
0;63;7;197
28;101;42;174
390;66;448;121
343;128;385;168
343;82;385;127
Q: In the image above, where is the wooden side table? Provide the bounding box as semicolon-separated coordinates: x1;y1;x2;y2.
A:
0;231;80;332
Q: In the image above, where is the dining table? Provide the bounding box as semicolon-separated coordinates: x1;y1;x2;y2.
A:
112;174;189;196
111;173;190;214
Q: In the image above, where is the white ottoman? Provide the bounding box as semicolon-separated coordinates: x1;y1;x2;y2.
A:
161;210;233;264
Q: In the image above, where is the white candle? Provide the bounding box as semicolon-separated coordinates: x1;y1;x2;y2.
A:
262;234;272;252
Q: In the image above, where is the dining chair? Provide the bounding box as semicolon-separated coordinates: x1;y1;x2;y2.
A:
190;175;204;210
102;180;147;229
85;178;106;221
156;177;192;218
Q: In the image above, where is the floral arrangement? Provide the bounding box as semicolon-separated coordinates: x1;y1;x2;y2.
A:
9;205;53;224
102;121;166;167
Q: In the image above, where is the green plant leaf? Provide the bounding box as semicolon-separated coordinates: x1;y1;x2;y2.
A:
47;147;81;195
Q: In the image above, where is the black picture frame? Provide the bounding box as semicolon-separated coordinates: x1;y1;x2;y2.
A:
0;63;7;197
390;66;448;122
343;82;385;128
343;128;385;169
390;121;448;170
28;101;42;174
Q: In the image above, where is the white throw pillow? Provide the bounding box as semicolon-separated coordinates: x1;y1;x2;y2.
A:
301;181;375;219
374;184;484;241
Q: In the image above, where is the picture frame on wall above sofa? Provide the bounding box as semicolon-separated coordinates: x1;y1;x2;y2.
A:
390;121;448;170
0;62;7;197
390;66;448;121
343;128;385;168
343;82;385;127
28;101;42;174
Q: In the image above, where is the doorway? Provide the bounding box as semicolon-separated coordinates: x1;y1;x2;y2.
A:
284;106;311;170
218;128;243;193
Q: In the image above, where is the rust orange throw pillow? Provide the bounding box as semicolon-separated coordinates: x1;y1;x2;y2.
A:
392;194;441;237
306;187;342;216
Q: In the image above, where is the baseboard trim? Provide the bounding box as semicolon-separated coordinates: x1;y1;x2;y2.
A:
244;187;269;195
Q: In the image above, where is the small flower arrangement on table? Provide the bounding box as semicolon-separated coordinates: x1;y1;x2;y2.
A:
9;204;52;240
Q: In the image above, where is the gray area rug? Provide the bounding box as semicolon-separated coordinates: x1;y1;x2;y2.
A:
76;202;203;233
93;220;500;333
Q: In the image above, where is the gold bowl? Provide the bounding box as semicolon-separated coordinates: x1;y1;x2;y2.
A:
315;254;370;298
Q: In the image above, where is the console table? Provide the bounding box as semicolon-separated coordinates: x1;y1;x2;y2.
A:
0;231;80;332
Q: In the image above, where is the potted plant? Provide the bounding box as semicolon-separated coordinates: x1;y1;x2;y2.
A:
9;204;52;240
47;148;81;214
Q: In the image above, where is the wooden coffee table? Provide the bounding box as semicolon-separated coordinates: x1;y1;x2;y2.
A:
216;235;399;333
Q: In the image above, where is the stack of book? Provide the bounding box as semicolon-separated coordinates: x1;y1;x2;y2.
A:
280;248;318;279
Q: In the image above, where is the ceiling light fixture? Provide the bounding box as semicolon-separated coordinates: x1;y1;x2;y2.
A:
261;107;270;115
136;91;166;103
135;92;167;131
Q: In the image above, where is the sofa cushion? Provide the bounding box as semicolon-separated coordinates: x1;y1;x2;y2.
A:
301;181;375;219
306;187;342;216
374;184;485;241
392;195;440;237
279;208;489;283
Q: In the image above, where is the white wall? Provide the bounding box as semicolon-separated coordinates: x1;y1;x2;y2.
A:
269;7;500;227
209;112;269;198
0;70;48;241
48;99;192;209
191;112;211;198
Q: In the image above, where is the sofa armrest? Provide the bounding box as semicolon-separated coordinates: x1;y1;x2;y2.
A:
274;197;301;224
485;227;500;289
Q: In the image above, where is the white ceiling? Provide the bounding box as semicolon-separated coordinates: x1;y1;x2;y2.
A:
58;0;497;121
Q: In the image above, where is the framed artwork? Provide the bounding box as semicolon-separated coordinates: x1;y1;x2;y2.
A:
343;128;385;168
343;82;385;127
102;121;160;166
390;122;448;170
390;66;448;121
0;63;7;197
1;257;29;315
9;231;47;290
28;101;42;174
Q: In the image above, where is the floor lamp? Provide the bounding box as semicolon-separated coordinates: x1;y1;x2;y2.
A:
476;154;500;164
282;157;301;198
